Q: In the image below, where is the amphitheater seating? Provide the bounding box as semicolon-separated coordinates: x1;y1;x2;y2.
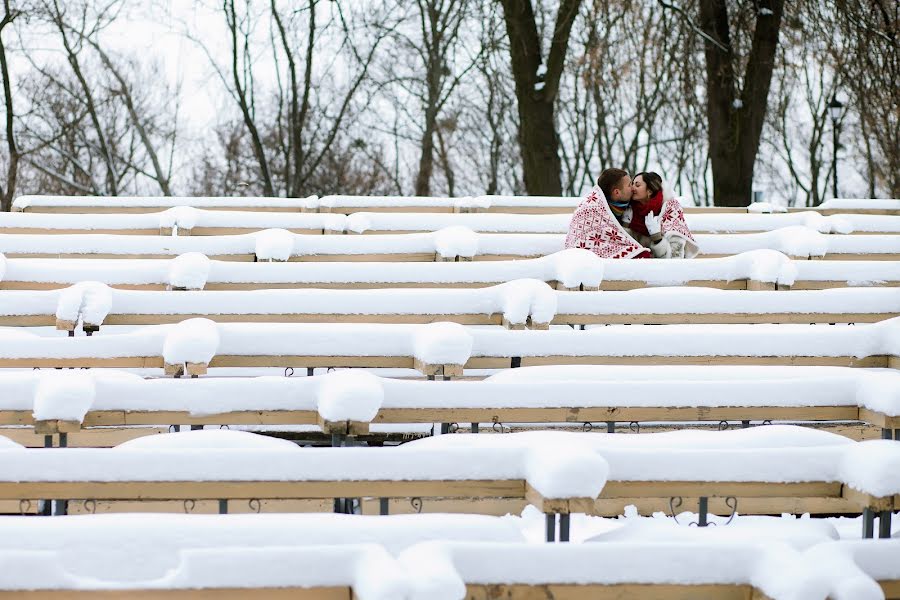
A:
1;193;898;597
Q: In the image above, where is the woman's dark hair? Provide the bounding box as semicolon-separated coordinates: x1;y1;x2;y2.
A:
635;171;663;197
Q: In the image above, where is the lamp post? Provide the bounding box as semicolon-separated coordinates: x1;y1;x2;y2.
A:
828;96;844;199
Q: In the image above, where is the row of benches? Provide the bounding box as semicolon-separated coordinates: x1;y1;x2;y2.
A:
2;250;898;291
0;513;896;599
6;283;899;332
4;367;899;441
1;228;899;260
12;194;899;215
3;319;900;374
3;208;900;235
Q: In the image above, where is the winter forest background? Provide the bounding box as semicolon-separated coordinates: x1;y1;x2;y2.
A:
0;0;895;211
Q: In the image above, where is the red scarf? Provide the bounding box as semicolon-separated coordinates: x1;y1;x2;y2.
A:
627;190;665;238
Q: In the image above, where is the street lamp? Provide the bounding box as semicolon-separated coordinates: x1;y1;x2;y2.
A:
828;95;844;199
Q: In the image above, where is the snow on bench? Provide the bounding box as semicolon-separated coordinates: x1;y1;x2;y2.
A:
3;318;900;373
3;283;898;333
2;250;898;291
407;428;900;536
0;429;608;520
0;208;345;235
0;250;606;291
2;227;898;261
3;367;899;439
15;193;900;216
7;208;900;236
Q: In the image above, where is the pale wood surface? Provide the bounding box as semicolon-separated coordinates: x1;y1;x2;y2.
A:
0;589;350;599
465;583;755;600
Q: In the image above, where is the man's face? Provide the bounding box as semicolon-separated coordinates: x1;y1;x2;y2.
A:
613;175;632;201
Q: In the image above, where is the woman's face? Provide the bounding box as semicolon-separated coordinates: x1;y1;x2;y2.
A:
631;175;649;203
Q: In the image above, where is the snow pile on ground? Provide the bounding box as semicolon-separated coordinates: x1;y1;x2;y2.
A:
31;373;96;423
162;318;220;367
411;322;473;365
433;227;478;259
168;253;210;290
317;370;384;422
254;229;295;261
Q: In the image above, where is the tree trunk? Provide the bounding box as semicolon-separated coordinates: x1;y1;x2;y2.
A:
698;0;785;207
498;0;581;196
0;4;19;212
414;110;437;196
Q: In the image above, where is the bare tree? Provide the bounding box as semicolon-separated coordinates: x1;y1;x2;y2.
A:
498;0;583;196
0;0;21;211
665;0;786;206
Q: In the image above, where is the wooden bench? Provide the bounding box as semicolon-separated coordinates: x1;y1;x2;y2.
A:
7;285;899;333
2;319;900;374
6;209;900;236
408;429;900;538
2;230;899;261
13;194;900;216
3;252;898;291
3;368;898;446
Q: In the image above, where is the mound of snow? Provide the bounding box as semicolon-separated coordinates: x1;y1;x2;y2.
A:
162;318;220;366
159;206;200;232
317;371;384;422
169;253;210;290
549;248;604;289
254;229;295;261
497;279;557;325
412;322;473;365
525;446;609;499
433;227;478;259
32;373;96;423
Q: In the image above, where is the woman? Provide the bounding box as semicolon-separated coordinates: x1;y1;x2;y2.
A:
621;172;699;259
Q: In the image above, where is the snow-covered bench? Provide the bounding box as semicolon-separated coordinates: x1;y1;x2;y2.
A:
3;367;899;444
14;193;900;216
2;251;897;291
408;428;900;539
1;228;899;261
3;318;900;374
0;513;895;599
6;282;898;334
0;430;607;526
7;208;900;236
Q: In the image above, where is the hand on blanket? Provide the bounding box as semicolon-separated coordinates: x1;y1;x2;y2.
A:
644;213;661;236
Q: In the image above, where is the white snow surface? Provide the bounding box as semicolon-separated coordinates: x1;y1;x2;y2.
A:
317;370;384;422
253;228;295;261
819;199;900;210
115;429;299;450
51;282;112;326
168;252;210;289
161;318;220;365
411;322;473;365
13;194;319;210
31;373;96;422
2;365;900;423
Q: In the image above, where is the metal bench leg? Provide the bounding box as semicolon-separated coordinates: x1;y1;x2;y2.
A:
379;498;389;516
53;500;68;516
218;499;228;514
698;497;709;527
879;510;893;539
545;513;556;542
606;421;615;433
862;507;876;539
883;428;893;440
559;513;571;542
471;423;479;433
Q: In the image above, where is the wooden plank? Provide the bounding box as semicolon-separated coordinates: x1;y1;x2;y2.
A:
102;313;503;326
0;228;159;235
0;479;526;501
373;406;861;424
0;427;168;448
841;485;895;511
0;589;350;599
880;579;900;599
286;253;438;262
599;481;842;499
507;355;888;368
555;312;897;325
858;408;900;429
593;496;858;516
360;496;526;516
0;357;163;369
20;206;305;214
1;253;255;261
208;355;416;369
465;584;755;600
66;498;333;514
